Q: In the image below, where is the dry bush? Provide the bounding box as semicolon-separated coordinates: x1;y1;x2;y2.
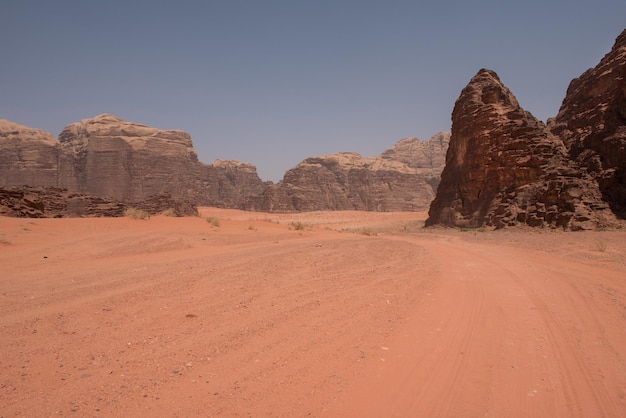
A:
124;208;151;220
161;208;177;217
290;221;308;231
206;217;221;227
593;240;607;252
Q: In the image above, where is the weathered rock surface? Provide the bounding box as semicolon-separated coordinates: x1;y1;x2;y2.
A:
0;186;199;218
426;69;617;230
132;192;199;217
246;133;450;212
0;120;59;187
549;29;626;218
0;186;127;218
57;114;201;202
0;114;267;213
380;132;450;171
200;160;269;208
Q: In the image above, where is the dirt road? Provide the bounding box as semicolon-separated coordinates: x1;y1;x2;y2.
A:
1;210;624;416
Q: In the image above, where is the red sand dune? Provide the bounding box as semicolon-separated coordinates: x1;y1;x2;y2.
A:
1;209;625;416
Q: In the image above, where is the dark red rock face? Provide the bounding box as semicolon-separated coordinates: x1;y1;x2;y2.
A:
426;69;617;230
549;29;626;218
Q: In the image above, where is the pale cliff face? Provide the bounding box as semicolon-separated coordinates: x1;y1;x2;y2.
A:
0;120;59;187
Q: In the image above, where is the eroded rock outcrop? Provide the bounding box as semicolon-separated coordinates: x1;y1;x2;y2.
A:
57;114;202;202
246;133;450;212
0;115;267;212
426;69;616;230
0;186;127;218
200;160;268;208
549;29;626;218
0;186;199;218
0;120;59;187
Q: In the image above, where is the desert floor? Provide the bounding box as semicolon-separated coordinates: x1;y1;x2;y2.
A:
1;209;625;417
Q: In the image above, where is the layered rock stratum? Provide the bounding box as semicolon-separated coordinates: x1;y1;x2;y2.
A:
0;186;199;218
0;114;268;213
0;120;59;187
56;114;201;202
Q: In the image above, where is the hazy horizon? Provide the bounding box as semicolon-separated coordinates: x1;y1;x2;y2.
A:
2;1;625;181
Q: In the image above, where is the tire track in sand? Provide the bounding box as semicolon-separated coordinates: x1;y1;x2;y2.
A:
333;234;626;417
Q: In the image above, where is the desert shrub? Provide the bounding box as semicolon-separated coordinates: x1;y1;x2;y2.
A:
124;208;151;220
593;240;607;252
206;217;220;227
290;221;307;231
161;208;177;217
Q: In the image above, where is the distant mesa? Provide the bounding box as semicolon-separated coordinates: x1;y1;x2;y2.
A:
0;113;449;216
245;134;450;212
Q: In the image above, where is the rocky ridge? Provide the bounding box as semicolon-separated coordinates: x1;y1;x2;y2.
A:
548;29;626;218
0;114;268;213
246;133;450;212
426;29;626;230
1;114;448;216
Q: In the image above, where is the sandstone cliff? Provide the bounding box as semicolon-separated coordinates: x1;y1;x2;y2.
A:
426;68;617;230
246;133;450;212
0;114;267;212
57;114;201;202
549;29;626;218
0;120;59;187
199;159;268;208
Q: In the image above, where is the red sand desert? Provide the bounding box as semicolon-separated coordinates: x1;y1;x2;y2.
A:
1;209;625;417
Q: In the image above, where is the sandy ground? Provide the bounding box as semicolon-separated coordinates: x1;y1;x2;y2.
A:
1;209;625;417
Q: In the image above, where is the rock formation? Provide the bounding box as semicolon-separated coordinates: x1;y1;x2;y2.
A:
426;68;617;230
380;132;450;172
549;29;626;218
0;186;198;218
0;186;127;218
0;120;59;187
0;114;268;213
57;114;202;202
1;115;450;215
246;133;450;212
200;160;269;208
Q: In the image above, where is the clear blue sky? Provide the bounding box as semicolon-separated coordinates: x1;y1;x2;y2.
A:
2;1;625;181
